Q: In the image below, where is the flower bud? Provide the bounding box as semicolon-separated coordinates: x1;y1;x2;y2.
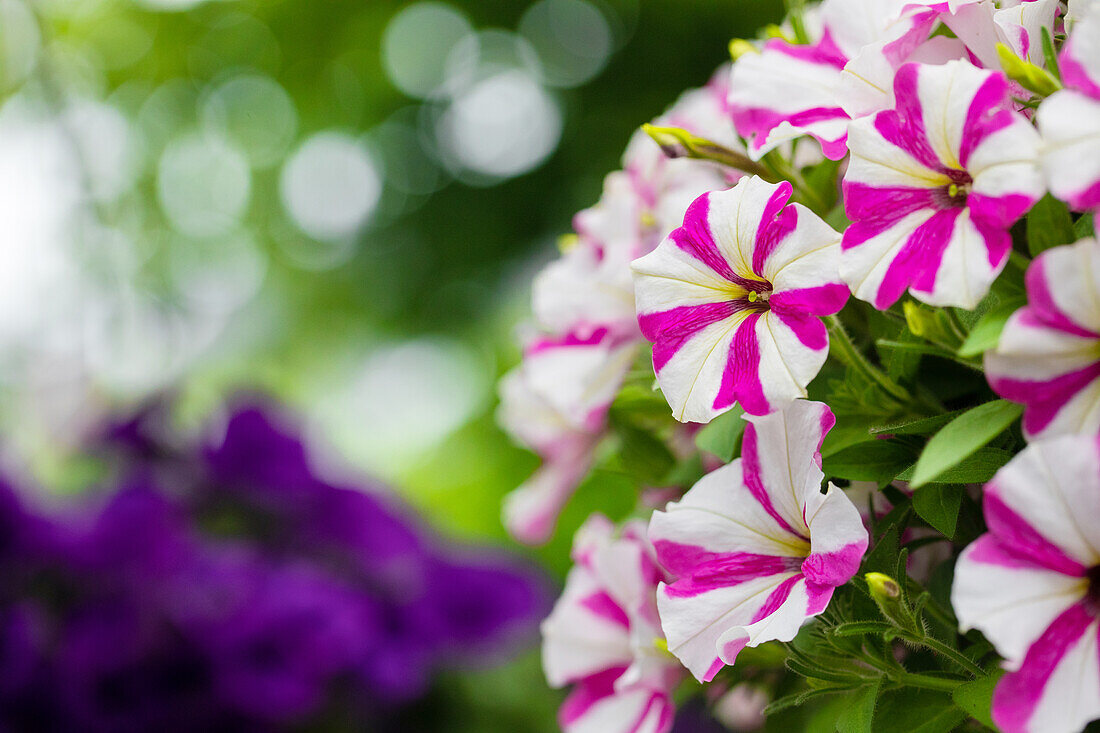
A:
996;43;1061;97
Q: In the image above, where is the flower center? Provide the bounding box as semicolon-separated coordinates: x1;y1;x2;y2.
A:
732;278;772;313
935;171;973;209
1086;565;1100;616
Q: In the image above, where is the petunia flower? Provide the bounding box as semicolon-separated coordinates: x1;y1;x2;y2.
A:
841;59;1044;310
729;0;948;160
1037;1;1100;211
631;176;847;422
648;400;868;681
542;514;683;733
533;74;739;337
498;328;637;544
985;237;1100;439
952;434;1100;733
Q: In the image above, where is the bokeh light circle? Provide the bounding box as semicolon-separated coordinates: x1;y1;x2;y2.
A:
311;338;492;476
201;74;298;169
519;0;612;88
382;2;474;99
279;131;382;242
0;0;41;90
435;69;562;180
157;132;252;238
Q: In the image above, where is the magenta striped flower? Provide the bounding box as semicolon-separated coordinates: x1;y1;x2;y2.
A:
648;401;867;682
498;328;637;544
631;176;847;423
542;515;683;733
728;0;937;160
1038;3;1100;211
985;238;1100;440
841;60;1044;310
952;435;1100;733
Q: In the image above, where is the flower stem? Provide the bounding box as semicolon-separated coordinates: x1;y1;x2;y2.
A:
895;672;964;692
763;152;831;215
825;316;913;404
899;633;985;678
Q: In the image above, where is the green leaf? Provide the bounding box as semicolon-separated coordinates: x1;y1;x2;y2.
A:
871;412;960;437
660;454;703;489
898;448;1013;485
912;484;964;538
824;441;918;483
1027;194;1077;256
837;679;881;733
873;688;967;733
694;409;747;462
911;400;1023;488
822;418;876;457
611;422;675;484
1075;212;1095;240
957;297;1025;357
952;674;1003;731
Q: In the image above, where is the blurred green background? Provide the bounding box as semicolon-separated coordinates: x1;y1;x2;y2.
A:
0;0;781;728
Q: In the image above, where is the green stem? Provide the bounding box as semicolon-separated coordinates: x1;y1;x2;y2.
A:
895;672;964;692
763;152;830;215
783;0;812;44
900;634;985;678
1009;250;1031;272
825;316;913;404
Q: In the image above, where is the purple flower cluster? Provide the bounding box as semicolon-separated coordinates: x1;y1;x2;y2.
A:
0;399;549;731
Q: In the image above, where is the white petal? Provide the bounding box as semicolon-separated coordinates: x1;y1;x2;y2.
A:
914;59;992;171
632;238;740;315
913;210;1004;310
989;434;1100;566
846;116;950;189
648;313;744;424
721;577;813;651
543;566;634;686
756;312;824;408
703;177;785;280
840;209;936;306
1040;239;1100;333
649;459;811;559
953;540;1085;666
988;312;1100;383
564;686;672;733
804;483;869;558
524;336;637;430
497;366;581;454
743;400;831;533
1018;619;1100;733
968;120;1044;200
533;240;638;333
1038;92;1100;209
656;572;798;681
765;203;843;287
819;0;911;55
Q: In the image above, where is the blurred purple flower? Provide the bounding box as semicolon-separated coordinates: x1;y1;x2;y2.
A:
0;395;549;730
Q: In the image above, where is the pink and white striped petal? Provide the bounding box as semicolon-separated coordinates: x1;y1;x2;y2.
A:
1038;3;1100;211
841;60;1043;310
648;401;867;682
729;36;852;160
498;329;636;544
632;177;846;423
729;0;925;159
543;516;682;733
952;435;1100;733
986;238;1100;440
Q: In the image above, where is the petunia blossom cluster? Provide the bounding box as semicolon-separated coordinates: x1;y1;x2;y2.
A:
498;0;1100;731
